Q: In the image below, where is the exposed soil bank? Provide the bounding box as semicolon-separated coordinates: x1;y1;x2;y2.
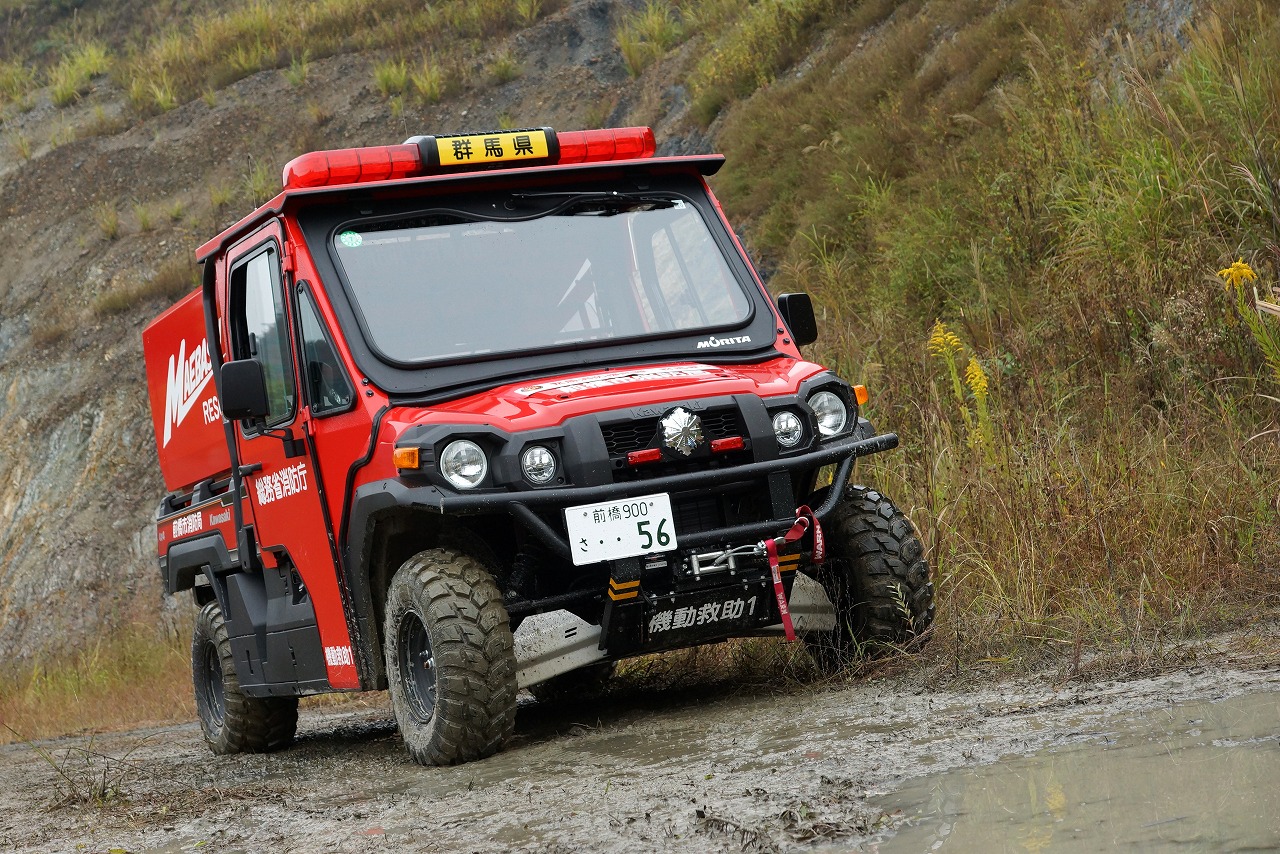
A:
1;657;1277;853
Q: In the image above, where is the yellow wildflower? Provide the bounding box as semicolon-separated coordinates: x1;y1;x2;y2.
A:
927;320;963;358
965;357;988;401
1217;258;1257;291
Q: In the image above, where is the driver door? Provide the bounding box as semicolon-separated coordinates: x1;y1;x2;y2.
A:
223;223;359;690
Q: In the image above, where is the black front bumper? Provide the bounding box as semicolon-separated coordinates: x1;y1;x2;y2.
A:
363;431;897;561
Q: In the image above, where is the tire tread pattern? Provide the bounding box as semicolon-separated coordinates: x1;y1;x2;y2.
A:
385;549;517;766
806;485;935;669
193;601;299;755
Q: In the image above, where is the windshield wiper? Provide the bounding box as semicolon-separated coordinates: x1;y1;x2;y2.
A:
505;191;676;215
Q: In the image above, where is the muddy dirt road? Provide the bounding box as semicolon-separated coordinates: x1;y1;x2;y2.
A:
1;659;1277;853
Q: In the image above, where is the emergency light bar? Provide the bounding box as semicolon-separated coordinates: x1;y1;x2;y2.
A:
281;127;657;190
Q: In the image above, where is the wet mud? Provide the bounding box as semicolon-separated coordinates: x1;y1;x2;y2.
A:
872;687;1280;852
1;663;1277;853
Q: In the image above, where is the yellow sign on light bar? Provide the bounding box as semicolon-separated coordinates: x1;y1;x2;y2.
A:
433;129;552;167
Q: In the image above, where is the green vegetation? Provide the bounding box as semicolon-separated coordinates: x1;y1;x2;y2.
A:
208;180;236;211
283;50;311;86
49;41;109;106
515;0;543;26
612;0;829;118
702;0;1280;657
409;56;447;103
93;202;120;240
132;202;154;233
242;157;278;207
0;58;35;108
7;131;31;160
108;0;561;111
374;58;409;96
488;50;522;85
687;0;829;122
617;0;682;76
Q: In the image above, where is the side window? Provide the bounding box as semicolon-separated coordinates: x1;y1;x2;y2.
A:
230;247;295;428
296;288;354;415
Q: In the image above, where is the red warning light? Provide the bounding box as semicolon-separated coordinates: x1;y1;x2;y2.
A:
557;127;656;164
282;144;422;190
280;127;657;191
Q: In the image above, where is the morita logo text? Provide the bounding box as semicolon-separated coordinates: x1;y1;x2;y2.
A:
163;338;214;447
696;334;751;349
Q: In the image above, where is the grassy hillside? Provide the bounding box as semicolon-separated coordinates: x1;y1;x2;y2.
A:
3;0;1280;738
708;0;1280;655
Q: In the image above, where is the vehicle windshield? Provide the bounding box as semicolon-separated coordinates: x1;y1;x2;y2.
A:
330;197;752;364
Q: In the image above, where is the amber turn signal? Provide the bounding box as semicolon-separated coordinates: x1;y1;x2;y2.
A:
852;384;869;405
393;447;420;469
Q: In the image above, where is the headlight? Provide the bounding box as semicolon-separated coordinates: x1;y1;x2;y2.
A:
439;439;488;489
808;391;848;437
772;411;804;448
521;445;557;485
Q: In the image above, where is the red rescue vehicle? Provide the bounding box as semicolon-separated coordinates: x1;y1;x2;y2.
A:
142;127;933;765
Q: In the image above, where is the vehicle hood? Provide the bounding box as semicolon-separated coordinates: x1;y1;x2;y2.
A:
390;358;827;432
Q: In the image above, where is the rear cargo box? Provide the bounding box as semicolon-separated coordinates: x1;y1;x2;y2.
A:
142;289;231;493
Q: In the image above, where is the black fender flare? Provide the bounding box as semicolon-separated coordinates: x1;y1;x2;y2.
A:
163;532;237;607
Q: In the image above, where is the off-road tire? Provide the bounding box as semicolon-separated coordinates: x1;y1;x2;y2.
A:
804;486;934;672
192;601;299;754
528;662;616;705
384;549;518;766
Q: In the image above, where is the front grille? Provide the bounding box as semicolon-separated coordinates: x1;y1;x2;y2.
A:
601;407;745;456
601;422;658;456
700;410;743;442
673;496;725;535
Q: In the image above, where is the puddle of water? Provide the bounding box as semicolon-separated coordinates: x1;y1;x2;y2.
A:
874;689;1280;852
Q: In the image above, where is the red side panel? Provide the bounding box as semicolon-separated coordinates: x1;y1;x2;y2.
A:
142;289;232;492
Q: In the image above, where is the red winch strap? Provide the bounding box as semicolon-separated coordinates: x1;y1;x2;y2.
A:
780;505;825;563
764;537;796;642
766;506;827;643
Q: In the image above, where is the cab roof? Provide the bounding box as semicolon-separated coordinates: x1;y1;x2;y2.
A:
196;126;723;263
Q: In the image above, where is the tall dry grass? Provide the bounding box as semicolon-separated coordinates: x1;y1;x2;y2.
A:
0;625;193;745
713;0;1280;658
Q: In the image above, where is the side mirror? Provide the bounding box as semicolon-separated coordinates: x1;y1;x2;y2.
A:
220;359;270;421
777;292;818;347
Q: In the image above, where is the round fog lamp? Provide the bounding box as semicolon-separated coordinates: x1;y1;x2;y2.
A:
439;439;488;489
521;445;557;485
808;391;848;437
772;411;804;449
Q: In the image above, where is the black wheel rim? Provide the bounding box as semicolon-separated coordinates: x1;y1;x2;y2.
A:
198;640;226;727
398;611;437;723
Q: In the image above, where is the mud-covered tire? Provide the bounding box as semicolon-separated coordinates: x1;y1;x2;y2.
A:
804;486;934;671
192;601;298;754
384;549;517;766
528;662;616;705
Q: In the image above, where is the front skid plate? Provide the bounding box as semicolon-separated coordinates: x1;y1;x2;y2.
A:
511;575;835;689
513;610;606;689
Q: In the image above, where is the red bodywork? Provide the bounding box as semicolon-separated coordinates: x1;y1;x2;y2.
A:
143;133;821;693
142;291;230;492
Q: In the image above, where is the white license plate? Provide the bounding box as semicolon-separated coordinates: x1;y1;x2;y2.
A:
564;493;678;566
